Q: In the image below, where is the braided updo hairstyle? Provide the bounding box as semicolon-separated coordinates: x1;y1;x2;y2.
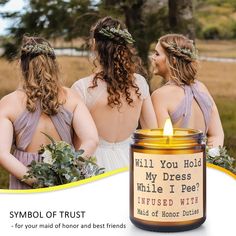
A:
90;16;147;108
20;36;64;115
159;34;198;86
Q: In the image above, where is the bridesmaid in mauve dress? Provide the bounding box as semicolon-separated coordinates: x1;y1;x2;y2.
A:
151;34;224;148
10;101;74;189
0;36;98;189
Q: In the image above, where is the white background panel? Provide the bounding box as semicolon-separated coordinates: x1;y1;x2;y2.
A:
0;167;235;236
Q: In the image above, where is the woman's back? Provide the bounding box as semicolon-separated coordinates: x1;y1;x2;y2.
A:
8;87;78;152
152;80;213;133
71;16;157;171
0;35;98;189
151;33;224;147
72;73;149;142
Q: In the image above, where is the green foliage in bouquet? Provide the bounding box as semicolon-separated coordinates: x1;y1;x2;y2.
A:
206;146;236;175
23;133;105;188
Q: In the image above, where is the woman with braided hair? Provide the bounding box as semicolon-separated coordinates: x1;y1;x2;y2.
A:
151;34;224;147
72;16;157;171
0;36;98;189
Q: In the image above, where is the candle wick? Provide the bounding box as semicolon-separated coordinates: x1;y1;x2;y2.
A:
166;136;170;144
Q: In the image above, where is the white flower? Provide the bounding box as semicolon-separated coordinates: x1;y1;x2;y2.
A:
208;147;220;157
42;149;54;164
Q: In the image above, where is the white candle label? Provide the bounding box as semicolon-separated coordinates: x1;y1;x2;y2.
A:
133;152;204;222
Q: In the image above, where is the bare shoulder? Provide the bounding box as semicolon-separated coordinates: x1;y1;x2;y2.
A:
151;86;171;105
0;91;25;117
63;86;87;111
152;85;168;95
63;87;80;101
152;84;181;98
152;85;185;111
0;90;25;106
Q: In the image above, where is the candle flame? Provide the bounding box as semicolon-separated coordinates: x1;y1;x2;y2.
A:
163;118;173;136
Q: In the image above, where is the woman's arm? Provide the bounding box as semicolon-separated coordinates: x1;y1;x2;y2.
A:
140;95;158;129
72;98;99;157
207;102;224;147
0;105;34;186
199;82;224;147
151;89;170;128
71;80;86;102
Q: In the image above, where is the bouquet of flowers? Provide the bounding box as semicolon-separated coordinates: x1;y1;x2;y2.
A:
23;133;105;188
206;146;236;175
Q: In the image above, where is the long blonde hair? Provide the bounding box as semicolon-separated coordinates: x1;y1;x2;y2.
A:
20;36;64;115
159;34;198;86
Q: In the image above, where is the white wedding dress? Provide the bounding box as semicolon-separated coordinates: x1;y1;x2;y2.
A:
71;73;149;172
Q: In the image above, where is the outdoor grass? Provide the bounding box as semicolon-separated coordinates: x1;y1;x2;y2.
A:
215;97;236;158
197;40;236;58
0;40;235;188
0;166;8;189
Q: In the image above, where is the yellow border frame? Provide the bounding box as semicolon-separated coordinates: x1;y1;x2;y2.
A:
0;167;128;194
0;163;235;194
207;163;236;180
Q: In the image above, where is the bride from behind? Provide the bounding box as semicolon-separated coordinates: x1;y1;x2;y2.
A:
72;16;157;171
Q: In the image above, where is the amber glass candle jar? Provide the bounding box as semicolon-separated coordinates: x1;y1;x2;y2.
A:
130;128;206;232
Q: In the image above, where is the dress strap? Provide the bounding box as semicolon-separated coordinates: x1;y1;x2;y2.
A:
170;85;194;128
50;107;73;145
189;82;213;132
14;101;42;151
71;75;107;110
134;73;149;99
169;81;213;133
14;101;74;151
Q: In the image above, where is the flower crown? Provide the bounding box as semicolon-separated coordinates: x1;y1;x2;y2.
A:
99;25;135;44
168;42;197;60
21;42;55;58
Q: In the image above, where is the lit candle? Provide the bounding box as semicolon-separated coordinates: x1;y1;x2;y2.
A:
130;119;206;232
163;118;173;136
163;118;173;144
